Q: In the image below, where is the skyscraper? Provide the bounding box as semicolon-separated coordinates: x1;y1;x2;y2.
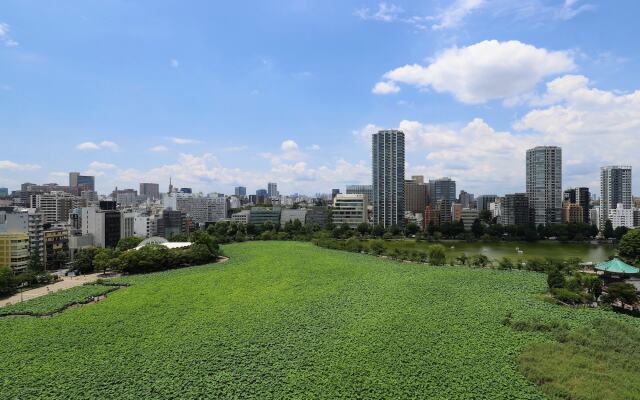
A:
526;146;562;226
69;172;95;193
563;187;590;224
372;130;405;228
267;182;279;198
139;183;160;200
428;178;456;205
234;186;247;197
600;166;632;229
404;177;427;213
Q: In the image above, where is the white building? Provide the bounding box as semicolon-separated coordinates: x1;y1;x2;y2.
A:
121;211;135;239
600;166;632;229
490;198;502;220
332;194;368;228
608;203;634;229
231;210;250;224
460;208;480;231
163;193;228;225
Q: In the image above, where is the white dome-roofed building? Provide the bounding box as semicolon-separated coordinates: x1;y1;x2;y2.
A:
135;236;193;250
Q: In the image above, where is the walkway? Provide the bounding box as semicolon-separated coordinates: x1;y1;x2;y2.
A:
0;273;101;307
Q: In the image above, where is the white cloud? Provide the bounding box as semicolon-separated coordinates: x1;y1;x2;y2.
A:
430;0;485;30
99;140;119;151
308;144;321;151
514;74;640;166
84;161;117;177
379;40;575;104
76;142;100;150
372;81;400;94
0;22;18;48
170;137;202;145
0;160;40;171
556;0;595;20
76;140;119;151
170;58;179;68
281;139;299;152
149;145;169;152
355;2;403;22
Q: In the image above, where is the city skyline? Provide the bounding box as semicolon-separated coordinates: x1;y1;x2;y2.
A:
2;1;640;195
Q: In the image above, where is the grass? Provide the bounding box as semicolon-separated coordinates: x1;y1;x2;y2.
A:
0;241;638;399
0;284;119;316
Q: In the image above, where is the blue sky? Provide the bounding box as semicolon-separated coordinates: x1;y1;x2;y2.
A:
2;0;640;196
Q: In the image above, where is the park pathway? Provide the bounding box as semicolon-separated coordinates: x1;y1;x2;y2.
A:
0;273;101;307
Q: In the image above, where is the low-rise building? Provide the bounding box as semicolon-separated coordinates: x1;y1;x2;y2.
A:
231;210;250;225
249;207;281;227
460;208;480;231
0;233;29;272
280;209;307;225
608;203;634;229
332;194;367;228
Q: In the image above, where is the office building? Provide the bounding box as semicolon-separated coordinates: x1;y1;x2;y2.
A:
163;193;227;225
372;130;405;228
451;203;463;222
280;209;307;225
423;205;440;228
428;178;456;204
563;187;590;224
0;188;8;198
332;194;368;228
460;209;480;231
526;146;562;225
249;207;281;227
331;189;341;199
31;191;78;224
435;199;454;225
405;178;427;214
305;206;329;228
234;186;247;197
600;166;632;229
114;189;138;207
69;172;95;193
156;210;185;238
346;185;373;203
0;233;29;272
81;207;121;248
500;193;531;226
562;203;584;224
267;182;279;198
43;228;69;270
476;195;497;211
180;188;192;194
139;183;160;200
231;210;250;225
458;191;475;209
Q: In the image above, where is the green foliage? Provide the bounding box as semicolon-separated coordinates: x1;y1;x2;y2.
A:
519;318;640;400
0;284;117;316
115;236;144;252
602;282;638;305
1;242;639;399
619;228;640;262
603;219;615;239
470;254;490;268
547;269;565;289
71;247;100;274
427;244;446;265
0;266;15;296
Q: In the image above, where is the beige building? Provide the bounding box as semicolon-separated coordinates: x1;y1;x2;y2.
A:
0;233;30;272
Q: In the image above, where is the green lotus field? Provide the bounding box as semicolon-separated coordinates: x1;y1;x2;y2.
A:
1;241;638;399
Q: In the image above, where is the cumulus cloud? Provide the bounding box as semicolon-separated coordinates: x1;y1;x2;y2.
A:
84;161;117;177
514;74;640;167
281;139;299;152
0;160;40;171
76;140;119;151
170;137;202;145
372;81;400;94
376;40;575;104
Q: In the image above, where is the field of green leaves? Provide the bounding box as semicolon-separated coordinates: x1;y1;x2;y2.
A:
0;284;119;316
0;241;638;399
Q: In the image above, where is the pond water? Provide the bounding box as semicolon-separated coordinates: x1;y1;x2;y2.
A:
392;240;616;263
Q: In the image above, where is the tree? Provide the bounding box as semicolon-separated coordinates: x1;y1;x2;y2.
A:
547;269;565;289
53;251;68;269
427;244;446;265
0;266;15;296
372;224;385;238
470;254;489;268
356;223;370;236
602;282;638;305
116;236;144;252
29;247;43;273
405;223;419;237
479;210;492;223
614;226;630;241
498;257;514;270
93;248;119;275
471;219;484;238
619;228;640;261
387;224;401;236
71;247;99;274
455;254;469;266
602;219;614;239
370;240;385;256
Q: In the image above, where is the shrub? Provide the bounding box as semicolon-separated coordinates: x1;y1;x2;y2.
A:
427;244;446;265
